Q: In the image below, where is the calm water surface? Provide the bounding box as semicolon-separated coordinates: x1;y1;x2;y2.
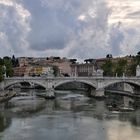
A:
0;90;140;140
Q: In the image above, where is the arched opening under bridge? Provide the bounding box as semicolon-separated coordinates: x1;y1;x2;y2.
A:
104;81;140;99
104;81;139;110
4;81;46;90
54;80;97;97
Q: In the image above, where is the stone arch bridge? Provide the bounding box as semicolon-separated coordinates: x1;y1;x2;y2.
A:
0;77;140;96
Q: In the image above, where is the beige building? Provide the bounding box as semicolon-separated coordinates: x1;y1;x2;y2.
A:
18;57;29;67
13;66;53;77
13;67;27;76
71;63;97;77
18;57;72;76
52;61;72;76
13;66;35;77
42;67;54;77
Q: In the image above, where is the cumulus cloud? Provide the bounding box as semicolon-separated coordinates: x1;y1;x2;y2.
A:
0;0;140;60
106;0;140;57
23;0;110;59
120;27;140;55
108;0;140;26
0;0;31;56
108;22;140;57
65;0;110;59
108;22;124;55
0;32;11;55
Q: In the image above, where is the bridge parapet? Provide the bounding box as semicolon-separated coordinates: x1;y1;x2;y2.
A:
1;76;140;92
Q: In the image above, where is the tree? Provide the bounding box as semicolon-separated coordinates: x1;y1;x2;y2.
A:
3;57;13;77
101;60;114;76
70;59;77;64
0;58;4;65
106;54;113;59
52;66;60;77
126;63;137;76
137;51;140;56
3;56;11;60
84;59;95;64
0;66;4;82
15;59;19;67
12;55;16;67
114;59;127;76
0;56;14;81
11;55;19;67
136;51;140;64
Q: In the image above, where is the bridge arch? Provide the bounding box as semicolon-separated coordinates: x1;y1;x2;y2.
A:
103;80;140;89
54;80;97;89
4;80;47;90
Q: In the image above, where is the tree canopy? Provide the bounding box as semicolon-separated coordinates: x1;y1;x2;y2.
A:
0;56;15;82
102;60;114;76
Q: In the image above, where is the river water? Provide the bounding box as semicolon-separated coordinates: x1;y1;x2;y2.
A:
0;89;140;140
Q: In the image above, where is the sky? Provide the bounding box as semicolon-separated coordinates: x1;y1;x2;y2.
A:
0;0;140;60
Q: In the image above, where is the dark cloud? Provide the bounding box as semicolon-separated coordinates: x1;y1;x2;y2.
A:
23;0;80;50
30;37;69;51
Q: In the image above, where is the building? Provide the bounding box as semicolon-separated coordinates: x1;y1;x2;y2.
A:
17;57;72;76
18;57;29;67
13;66;54;77
52;61;72;76
42;67;54;77
71;63;97;77
13;67;26;76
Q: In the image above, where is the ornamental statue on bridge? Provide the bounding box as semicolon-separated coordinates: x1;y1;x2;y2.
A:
136;65;140;77
3;65;6;78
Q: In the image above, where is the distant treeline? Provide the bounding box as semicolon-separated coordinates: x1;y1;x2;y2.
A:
101;52;140;76
0;55;19;81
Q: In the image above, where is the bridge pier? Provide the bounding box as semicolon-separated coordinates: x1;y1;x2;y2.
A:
90;88;105;98
134;87;140;95
0;82;4;91
30;82;35;88
95;89;105;97
45;87;55;99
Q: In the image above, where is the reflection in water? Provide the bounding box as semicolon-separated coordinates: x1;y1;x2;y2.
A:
0;89;140;140
0;112;11;132
106;120;140;140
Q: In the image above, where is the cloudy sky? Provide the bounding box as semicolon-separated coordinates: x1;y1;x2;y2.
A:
0;0;140;60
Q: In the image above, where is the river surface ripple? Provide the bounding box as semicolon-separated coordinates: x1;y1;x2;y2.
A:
0;90;140;140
